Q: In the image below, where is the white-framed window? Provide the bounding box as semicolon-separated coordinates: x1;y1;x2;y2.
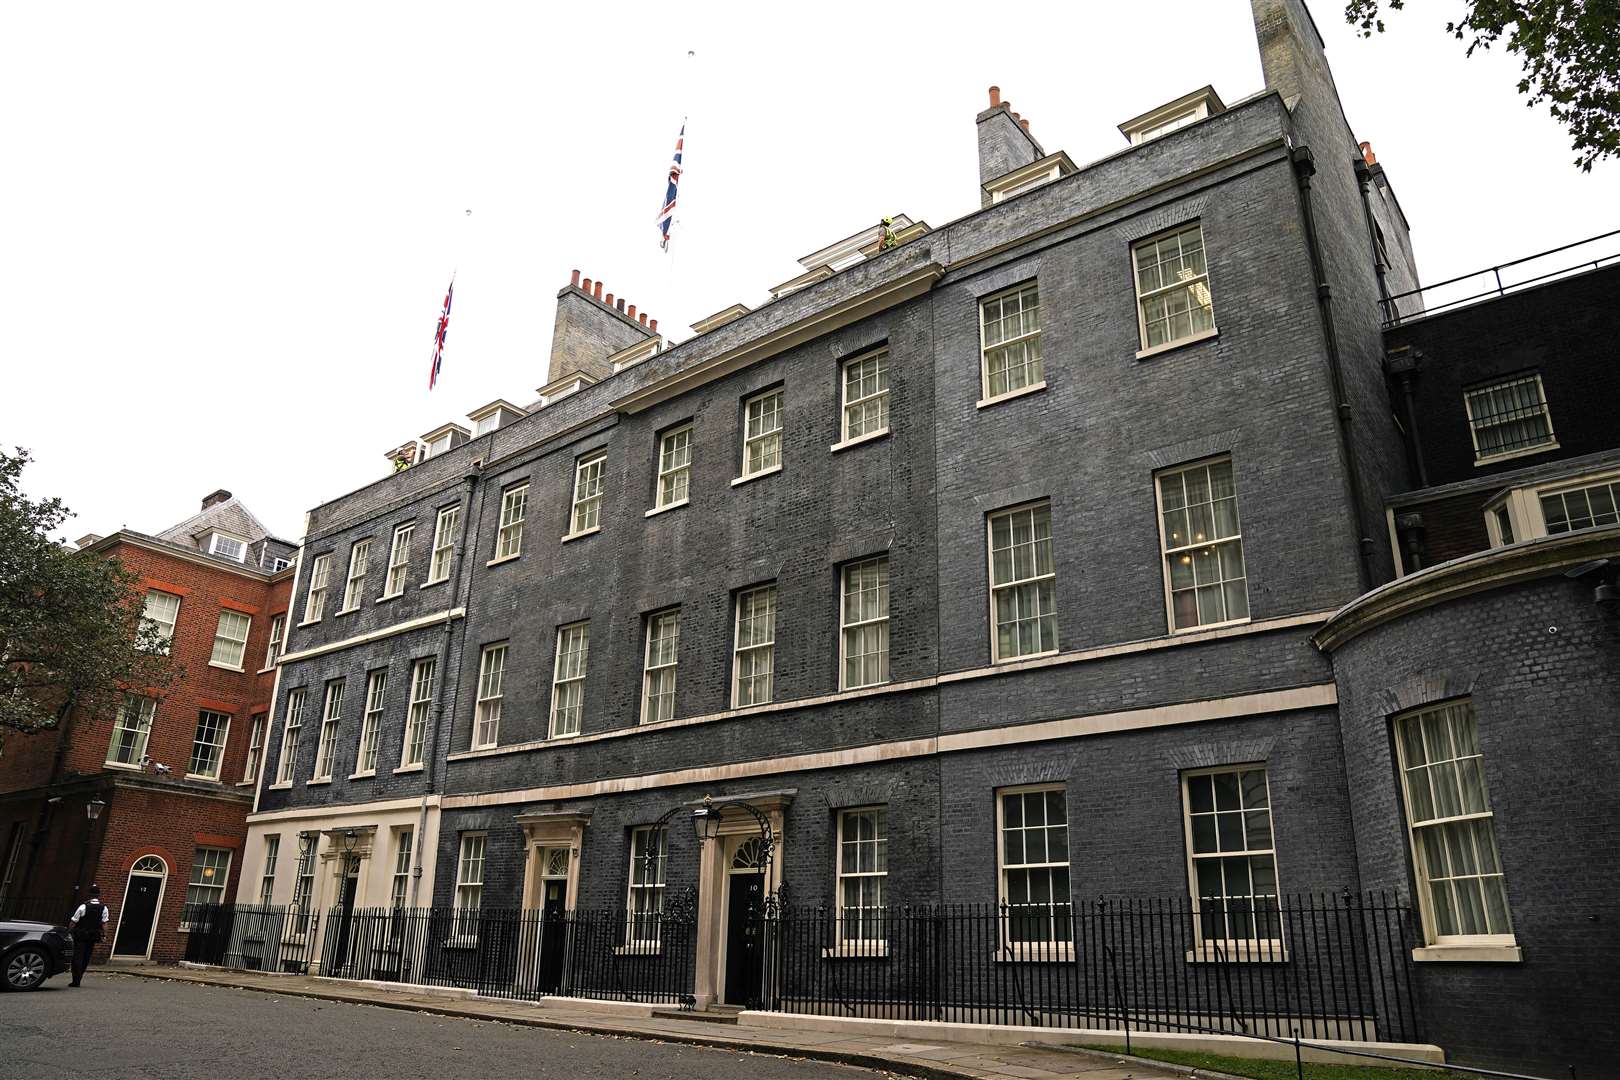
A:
276;688;307;784
141;590;181;652
454;833;486;933
243;713;265;783
1541;478;1620;534
303;554;331;622
1464;373;1555;463
656;425;693;508
258;835;280;907
1156;457;1247;631
840;556;890;689
184;847;232;911
988;503;1057;661
473;643;506;749
340;538;371;611
355;669;386;774
1130;104;1207;143
997;786;1072;948
209;609;251;669
106;694;157;767
264;614;285;668
188;710;230;780
1395;700;1514;944
496;483;528;559
732;584;777;707
270;557;292;572
311;681;343;781
384;523;414;596
402;658;435;768
979;282;1043;401
641;609;680;725
473;412;500;437
549;623;589;739
571;453;606;534
741;389;783;477
1182;766;1280;944
425;432;452;459
1133;223;1215;350
291;839;316;930
209;533;247;562
390;827;414;909
841;349;890;441
428;505;459;584
626;826;667;944
837;808;887;945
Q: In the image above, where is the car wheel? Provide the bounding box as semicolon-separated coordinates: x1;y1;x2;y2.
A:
3;946;50;991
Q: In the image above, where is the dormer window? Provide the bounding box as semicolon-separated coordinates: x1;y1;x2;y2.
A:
467;400;528;438
425;434;451;458
419;423;471;460
208;533;247;562
473;414;500;437
983;153;1075;205
1119;86;1225;146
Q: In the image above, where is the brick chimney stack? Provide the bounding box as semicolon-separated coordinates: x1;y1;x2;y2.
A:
201;489;233;511
548;271;658;385
976;84;1046;206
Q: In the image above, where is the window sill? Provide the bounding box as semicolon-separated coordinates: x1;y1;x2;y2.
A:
976;381;1047;410
1135;326;1219;361
334;606;359;618
103;760;143;772
1412;943;1522;963
235;780;256;788
348;770;376;781
732;465;782;488
184;772;222;783
830;428;890;454
1184;945;1289;964
995;945;1075;963
268;781;293;791
560;526;600;544
419;578;450;590
821;944;889;959
1169;616;1251;637
1474;442;1559;467
256;665;278;675
394;763;425;774
547;730;581;742
993;648;1060;665
207;661;246;673
296;618;322;629
375;592;403;605
470;741;498;753
305;778;331;787
613;943;662;956
486;552;522;567
645;499;689;519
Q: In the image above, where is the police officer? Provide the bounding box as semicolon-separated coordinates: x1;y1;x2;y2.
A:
67;885;109;987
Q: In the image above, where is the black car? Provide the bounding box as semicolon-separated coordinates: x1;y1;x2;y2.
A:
1;919;73;991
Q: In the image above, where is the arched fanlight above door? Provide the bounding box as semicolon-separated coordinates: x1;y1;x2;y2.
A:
131;855;167;875
731;837;767;871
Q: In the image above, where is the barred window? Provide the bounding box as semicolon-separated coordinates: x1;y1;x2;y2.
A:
1464;374;1555;461
1183;766;1279;943
840;557;889;689
1396;700;1514;942
571;453;606;535
106;695;157;767
642;609;679;725
188;710;230;780
549;623;589;738
733;585;777;707
742;389;783;477
841;349;890;441
656;425;692;509
997;787;1072;947
496;484;528;559
980;283;1042;401
1157;457;1247;631
837;808;887;945
1133;224;1215;350
988;503;1057;661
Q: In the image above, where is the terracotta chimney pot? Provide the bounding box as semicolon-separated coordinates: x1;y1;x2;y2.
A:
570;269;581;287
627;304;637;318
639;313;648;326
582;276;593;293
988;86;1001;108
593;282;603;300
649;319;658;332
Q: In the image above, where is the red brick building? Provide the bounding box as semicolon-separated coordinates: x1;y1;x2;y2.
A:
0;490;295;962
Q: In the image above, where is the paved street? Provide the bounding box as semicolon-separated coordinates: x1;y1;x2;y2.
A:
0;975;878;1080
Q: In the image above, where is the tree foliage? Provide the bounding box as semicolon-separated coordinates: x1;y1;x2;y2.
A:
1346;0;1620;170
0;448;176;739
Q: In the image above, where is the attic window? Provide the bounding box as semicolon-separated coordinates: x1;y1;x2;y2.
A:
473;413;500;437
992;165;1061;203
1133;106;1205;143
209;534;247;562
425;433;452;458
1118;86;1225;146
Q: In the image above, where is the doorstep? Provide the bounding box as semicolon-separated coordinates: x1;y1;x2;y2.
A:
736;1011;1449;1067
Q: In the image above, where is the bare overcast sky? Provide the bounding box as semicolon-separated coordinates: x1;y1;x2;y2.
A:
4;1;1614;543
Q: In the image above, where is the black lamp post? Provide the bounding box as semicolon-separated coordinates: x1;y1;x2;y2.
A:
73;797;108;898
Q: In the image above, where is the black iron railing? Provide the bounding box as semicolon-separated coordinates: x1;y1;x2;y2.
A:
319;902;697;1004
1382;228;1620;327
179;903;321;973
0;896;69;924
762;891;1420;1044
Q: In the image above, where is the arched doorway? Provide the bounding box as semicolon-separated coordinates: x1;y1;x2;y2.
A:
112;855;168;958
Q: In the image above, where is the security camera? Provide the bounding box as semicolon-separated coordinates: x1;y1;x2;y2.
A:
154;763;172;776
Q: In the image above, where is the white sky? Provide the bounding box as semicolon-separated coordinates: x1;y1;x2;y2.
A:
4;1;1614;543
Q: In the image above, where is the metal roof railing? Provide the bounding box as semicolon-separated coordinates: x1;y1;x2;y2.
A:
1382;228;1620;328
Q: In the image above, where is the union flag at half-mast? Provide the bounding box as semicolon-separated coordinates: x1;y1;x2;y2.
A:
657;124;684;251
428;275;454;390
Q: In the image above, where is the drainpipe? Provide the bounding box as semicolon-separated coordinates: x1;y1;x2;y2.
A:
1293;145;1375;592
1383;347;1429;489
1353;158;1392;321
408;466;483;907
